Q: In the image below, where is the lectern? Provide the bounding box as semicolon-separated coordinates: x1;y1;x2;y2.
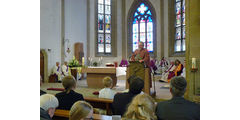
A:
126;61;151;95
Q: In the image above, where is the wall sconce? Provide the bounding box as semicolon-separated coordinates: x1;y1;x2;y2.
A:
67;48;71;54
47;48;51;52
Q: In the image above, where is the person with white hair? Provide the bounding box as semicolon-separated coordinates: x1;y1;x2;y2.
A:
40;94;59;120
156;76;200;120
53;62;62;81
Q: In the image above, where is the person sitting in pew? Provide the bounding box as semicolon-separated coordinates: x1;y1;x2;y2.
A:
112;76;144;116
121;75;144;94
122;94;157;120
70;101;93;120
99;76;117;99
40;75;46;96
40;94;59;120
156;76;200;120
55;76;84;110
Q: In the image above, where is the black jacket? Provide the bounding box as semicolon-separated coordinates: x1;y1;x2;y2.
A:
112;92;138;116
156;97;200;120
40;90;46;96
55;90;84;110
40;108;52;120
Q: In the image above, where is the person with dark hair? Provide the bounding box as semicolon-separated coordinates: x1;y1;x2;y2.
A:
112;76;144;116
55;76;84;110
156;76;200;120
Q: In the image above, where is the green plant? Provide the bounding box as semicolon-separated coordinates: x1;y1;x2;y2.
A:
68;56;81;67
93;62;98;66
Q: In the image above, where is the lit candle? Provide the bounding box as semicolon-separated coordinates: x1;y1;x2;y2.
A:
192;58;196;69
82;57;84;66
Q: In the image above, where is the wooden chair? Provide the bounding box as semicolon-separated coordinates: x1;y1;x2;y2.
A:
53;109;112;120
84;97;113;115
49;74;58;83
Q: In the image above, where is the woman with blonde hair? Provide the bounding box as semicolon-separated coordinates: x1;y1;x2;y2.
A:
122;94;157;120
70;101;93;120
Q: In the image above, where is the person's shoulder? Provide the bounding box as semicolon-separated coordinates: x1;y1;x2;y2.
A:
55;91;65;96
72;91;84;99
157;100;170;107
114;92;126;98
184;99;200;107
99;88;105;93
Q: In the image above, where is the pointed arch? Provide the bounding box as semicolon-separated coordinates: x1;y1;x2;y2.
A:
127;0;157;57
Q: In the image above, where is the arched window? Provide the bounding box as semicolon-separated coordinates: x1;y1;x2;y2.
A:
97;0;112;54
175;0;185;52
132;3;154;53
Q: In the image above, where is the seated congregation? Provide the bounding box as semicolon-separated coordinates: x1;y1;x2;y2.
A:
40;75;199;120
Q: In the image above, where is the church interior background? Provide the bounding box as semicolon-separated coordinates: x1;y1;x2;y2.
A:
40;0;200;103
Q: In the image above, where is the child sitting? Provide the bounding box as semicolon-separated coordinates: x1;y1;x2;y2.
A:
99;76;116;99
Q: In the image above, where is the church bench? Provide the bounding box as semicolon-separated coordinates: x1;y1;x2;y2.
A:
84;97;113;115
53;109;112;120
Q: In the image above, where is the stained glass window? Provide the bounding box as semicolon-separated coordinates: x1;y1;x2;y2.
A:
97;0;112;54
132;3;154;53
175;0;185;52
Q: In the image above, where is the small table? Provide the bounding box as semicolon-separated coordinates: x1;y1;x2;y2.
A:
82;67;117;88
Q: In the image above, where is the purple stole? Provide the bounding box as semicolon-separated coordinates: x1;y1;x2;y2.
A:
57;66;60;72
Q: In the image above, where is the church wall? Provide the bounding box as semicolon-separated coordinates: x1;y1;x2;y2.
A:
64;0;87;62
40;0;62;77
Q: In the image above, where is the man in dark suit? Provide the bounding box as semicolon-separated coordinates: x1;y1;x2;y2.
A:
112;76;144;116
55;76;84;110
156;76;200;120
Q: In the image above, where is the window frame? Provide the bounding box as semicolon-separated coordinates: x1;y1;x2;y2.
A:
168;0;185;57
174;0;185;53
127;0;157;58
96;0;113;56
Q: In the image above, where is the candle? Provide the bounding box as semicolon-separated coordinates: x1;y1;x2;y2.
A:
192;58;196;69
82;57;84;66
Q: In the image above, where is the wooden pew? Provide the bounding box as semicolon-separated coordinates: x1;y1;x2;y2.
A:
53;109;112;120
84;97;113;115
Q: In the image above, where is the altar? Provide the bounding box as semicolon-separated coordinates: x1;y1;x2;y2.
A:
81;67;117;88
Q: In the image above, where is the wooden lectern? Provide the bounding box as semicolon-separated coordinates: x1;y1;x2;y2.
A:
126;61;151;95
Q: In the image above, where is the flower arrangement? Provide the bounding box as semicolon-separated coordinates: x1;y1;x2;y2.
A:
68;56;81;67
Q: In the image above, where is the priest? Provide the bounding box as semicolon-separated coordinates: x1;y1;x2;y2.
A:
130;42;151;87
130;42;150;67
61;61;69;77
53;62;62;81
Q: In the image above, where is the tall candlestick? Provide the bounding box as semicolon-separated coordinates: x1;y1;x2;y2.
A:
192;58;196;69
82;57;84;66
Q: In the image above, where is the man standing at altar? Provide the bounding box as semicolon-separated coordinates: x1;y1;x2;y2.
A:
62;61;69;77
130;42;151;87
130;42;150;67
